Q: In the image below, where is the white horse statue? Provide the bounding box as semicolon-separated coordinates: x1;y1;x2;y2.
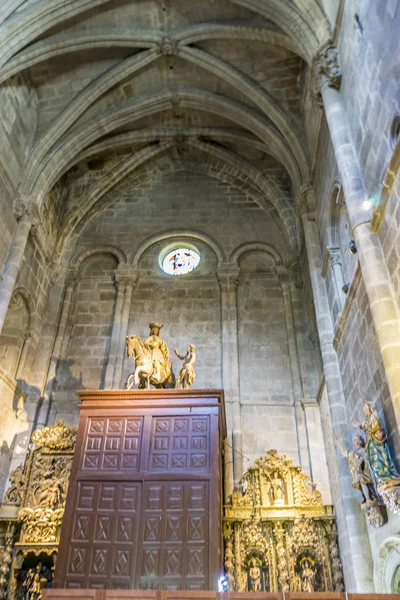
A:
126;334;174;389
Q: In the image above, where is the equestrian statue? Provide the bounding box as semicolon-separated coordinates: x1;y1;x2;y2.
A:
126;322;176;389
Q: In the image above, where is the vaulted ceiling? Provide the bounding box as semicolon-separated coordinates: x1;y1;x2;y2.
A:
0;0;332;261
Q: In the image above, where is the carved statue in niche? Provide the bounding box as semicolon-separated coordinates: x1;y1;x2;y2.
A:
270;472;285;505
174;345;196;389
249;558;261;591
19;562;52;600
300;558;316;593
126;322;175;389
353;403;400;515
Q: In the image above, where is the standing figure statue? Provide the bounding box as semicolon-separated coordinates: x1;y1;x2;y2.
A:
336;435;378;504
21;563;48;600
300;560;315;593
248;558;261;592
270;471;285;505
126;322;174;389
174;345;196;389
353;403;400;485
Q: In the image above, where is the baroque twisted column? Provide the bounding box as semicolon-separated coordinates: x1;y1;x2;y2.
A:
317;46;400;431
0;197;34;335
300;200;373;591
218;265;243;495
36;270;79;428
112;269;138;388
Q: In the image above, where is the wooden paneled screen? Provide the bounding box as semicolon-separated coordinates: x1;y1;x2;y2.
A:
54;390;226;592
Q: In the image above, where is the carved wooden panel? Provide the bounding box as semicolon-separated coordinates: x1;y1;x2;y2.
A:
149;417;209;473
55;390;225;591
66;482;141;588
139;482;209;589
82;418;143;472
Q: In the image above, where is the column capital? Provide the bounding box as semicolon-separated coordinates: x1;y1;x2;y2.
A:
65;268;80;289
13;194;32;221
216;264;240;289
294;182;315;217
322;246;342;278
314;43;342;94
114;265;139;287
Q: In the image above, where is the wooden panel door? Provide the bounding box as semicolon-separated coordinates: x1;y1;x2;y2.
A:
65;481;141;589
138;481;209;590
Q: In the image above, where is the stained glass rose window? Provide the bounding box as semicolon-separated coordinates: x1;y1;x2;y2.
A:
161;247;201;275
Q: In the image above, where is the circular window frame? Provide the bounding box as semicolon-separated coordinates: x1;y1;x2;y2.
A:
158;243;201;276
390;115;400;150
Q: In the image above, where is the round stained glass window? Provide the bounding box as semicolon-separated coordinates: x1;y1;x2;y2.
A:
161;247;201;275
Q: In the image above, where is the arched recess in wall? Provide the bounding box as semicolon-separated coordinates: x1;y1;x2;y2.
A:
71;245;127;272
50;248;125;424
123;230;224;390
233;243;296;465
374;536;400;592
0;290;31;378
131;229;225;267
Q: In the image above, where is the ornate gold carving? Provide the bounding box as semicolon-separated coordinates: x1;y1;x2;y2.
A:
4;466;25;506
0;524;16;600
224;450;343;592
30;420;77;452
1;422;76;600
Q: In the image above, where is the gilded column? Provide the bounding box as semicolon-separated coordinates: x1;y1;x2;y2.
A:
278;267;312;477
318;46;400;431
36;270;78;428
0;198;34;336
104;269;127;389
218;265;243;494
301;200;373;591
112;270;138;388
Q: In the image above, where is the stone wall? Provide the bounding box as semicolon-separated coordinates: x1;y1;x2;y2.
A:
47;169;329;492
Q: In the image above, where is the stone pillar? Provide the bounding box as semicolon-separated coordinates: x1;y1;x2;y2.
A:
112;271;138;389
217;265;243;492
278;268;312;477
0;199;33;336
36;271;78;428
302;209;374;591
15;328;39;381
324;247;347;311
104;272;127;389
318;46;400;431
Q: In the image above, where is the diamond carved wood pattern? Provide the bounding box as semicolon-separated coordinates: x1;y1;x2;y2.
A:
55;390;225;590
149;416;209;472
83;417;143;472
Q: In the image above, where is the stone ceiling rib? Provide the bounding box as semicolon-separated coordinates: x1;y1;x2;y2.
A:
22;46;306;194
27;89;302;201
0;0;330;70
57;139;297;258
0;23;306;85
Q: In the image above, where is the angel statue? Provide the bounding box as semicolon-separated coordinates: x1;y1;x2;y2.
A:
174;345;196;389
335;434;378;504
352;403;400;485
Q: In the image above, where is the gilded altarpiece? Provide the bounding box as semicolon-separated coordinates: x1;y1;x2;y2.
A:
223;450;344;593
0;422;77;600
